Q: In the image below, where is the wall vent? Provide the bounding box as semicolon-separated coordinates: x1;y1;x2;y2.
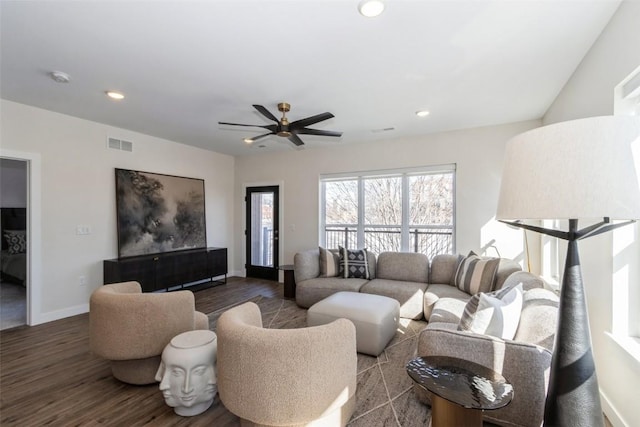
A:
107;137;133;152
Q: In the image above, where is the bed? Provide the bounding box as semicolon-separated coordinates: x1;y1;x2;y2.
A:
1;208;27;285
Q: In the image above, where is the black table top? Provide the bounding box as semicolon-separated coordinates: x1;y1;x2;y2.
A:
406;356;513;411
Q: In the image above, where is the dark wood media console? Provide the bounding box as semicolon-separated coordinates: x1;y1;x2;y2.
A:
104;247;227;292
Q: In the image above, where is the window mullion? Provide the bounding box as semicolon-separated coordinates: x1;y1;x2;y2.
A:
401;174;410;251
357;177;365;249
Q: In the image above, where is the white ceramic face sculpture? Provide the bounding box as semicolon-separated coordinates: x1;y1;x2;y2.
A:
155;330;218;417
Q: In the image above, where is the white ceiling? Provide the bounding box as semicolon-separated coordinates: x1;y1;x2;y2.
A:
0;1;621;157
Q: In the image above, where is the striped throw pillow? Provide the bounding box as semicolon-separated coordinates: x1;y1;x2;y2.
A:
338;246;370;279
458;284;524;340
319;247;340;277
454;251;500;295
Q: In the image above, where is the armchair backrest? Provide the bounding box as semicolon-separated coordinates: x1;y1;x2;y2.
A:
217;302;357;426
89;281;198;360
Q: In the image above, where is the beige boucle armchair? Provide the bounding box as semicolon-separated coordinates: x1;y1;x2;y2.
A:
216;301;357;427
89;281;209;385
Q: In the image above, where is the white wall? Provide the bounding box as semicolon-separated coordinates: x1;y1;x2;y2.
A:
0;100;235;323
234;120;540;275
0;158;27;207
543;2;640;426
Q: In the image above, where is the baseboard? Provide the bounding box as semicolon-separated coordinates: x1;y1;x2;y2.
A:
34;303;89;325
601;390;626;427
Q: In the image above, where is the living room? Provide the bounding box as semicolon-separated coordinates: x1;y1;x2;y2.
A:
1;1;639;426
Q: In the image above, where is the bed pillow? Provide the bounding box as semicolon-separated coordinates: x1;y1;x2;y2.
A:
4;230;26;255
454;251;500;295
338;246;370;279
318;247;340;277
458;284;524;340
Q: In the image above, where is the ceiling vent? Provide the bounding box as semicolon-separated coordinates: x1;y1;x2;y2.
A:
107;137;133;152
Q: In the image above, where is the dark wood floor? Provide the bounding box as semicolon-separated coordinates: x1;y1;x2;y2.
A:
0;277;282;426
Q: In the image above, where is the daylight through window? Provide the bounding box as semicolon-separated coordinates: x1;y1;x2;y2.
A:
320;165;455;259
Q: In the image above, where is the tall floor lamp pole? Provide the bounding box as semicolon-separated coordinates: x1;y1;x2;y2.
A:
496;116;640;427
500;218;633;426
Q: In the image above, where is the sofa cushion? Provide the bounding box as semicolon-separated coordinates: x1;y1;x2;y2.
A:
338;246;371;279
318;247;340;278
458;284;523;340
295;277;369;308
376;252;429;283
430;254;463;286
429;297;469;324
360;278;427;320
454;251;500;295
514;287;559;351
423;284;470;320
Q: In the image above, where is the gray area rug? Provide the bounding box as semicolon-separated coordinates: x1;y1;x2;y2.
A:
208;295;432;427
0;281;26;330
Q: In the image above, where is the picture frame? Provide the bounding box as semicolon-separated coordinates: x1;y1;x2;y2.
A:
115;168;206;258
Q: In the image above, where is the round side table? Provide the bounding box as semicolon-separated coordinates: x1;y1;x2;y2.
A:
406;356;513;427
278;264;296;299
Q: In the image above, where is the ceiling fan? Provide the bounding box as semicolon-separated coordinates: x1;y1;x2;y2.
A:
218;102;342;146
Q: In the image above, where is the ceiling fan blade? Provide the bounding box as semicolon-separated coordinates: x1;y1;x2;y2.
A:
289;112;334;129
219;121;268;128
219;122;278;131
253;105;279;122
295;128;342;137
288;133;305;146
246;132;274;143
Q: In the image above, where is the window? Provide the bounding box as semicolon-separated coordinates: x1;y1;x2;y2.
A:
321;165;455;259
612;65;640;343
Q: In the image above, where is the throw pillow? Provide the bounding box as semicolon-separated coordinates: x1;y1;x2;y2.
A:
318;247;340;277
454;251;500;294
4;230;26;255
458;284;524;340
338;246;370;279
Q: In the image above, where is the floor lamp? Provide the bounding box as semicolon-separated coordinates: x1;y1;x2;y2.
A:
496;116;640;426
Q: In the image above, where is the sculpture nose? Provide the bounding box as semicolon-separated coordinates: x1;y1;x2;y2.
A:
182;375;193;394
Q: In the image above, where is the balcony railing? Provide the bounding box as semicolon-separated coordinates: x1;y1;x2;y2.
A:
325;225;453;259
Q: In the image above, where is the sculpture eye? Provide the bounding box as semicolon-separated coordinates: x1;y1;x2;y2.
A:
171;368;185;377
193;366;207;376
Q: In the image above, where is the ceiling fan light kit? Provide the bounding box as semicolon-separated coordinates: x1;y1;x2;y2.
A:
219;102;342;147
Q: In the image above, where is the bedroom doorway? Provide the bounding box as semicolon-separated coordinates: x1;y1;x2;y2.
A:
0;158;27;330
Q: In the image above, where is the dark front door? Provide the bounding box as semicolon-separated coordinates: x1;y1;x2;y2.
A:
245;186;279;280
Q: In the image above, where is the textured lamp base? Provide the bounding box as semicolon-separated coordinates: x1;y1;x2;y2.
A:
543;225;604;426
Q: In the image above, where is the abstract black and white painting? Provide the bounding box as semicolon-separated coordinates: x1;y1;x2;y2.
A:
115;169;206;258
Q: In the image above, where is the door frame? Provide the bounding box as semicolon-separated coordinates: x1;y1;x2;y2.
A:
242;181;284;282
0;149;42;326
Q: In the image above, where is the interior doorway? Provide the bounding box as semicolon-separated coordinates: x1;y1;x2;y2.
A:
245;185;279;281
0;158;28;330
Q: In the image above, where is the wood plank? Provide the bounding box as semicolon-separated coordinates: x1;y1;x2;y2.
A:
0;277;281;426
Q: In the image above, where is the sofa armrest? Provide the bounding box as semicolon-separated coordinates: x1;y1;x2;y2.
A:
294;249;321;282
417;326;551;427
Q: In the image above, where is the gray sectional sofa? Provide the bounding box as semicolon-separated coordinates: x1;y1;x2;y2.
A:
294;249;521;321
294;249;560;427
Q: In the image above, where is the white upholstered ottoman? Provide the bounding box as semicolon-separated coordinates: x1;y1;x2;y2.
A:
307;291;400;356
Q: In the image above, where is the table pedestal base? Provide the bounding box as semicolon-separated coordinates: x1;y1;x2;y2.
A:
431;394;482;427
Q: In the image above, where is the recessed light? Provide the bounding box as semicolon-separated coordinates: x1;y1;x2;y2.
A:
106;91;125;100
416;110;430;117
244;138;254;144
358;0;385;18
